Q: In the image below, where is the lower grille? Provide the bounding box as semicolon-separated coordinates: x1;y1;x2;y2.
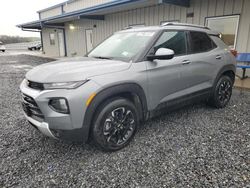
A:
21;93;44;121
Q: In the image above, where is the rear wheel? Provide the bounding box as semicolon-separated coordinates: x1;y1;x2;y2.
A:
2;50;5;52
92;98;138;151
208;75;233;108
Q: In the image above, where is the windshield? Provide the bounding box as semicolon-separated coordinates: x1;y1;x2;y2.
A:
88;31;156;62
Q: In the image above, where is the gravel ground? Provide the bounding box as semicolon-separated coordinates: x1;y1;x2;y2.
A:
0;55;250;187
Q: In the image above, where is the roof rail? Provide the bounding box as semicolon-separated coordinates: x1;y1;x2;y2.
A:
123;25;145;30
161;22;210;30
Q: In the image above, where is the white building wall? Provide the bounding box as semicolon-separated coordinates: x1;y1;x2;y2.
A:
42;0;250;57
42;28;62;57
40;7;62;19
39;0;113;20
63;0;113;13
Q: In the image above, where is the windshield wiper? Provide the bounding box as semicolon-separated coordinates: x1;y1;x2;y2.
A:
92;56;113;60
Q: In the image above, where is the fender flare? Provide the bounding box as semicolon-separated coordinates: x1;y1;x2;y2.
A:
81;83;148;142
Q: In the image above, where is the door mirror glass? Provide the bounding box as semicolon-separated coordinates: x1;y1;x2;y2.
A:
147;48;174;61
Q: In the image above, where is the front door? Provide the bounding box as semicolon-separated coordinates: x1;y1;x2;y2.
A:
146;30;189;109
58;32;65;57
85;29;93;53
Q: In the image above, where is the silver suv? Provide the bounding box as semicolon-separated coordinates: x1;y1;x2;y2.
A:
20;23;236;151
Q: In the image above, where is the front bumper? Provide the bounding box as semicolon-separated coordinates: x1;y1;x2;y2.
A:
20;79;100;142
24;113;57;139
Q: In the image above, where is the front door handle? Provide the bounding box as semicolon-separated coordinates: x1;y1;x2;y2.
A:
216;55;222;60
182;60;191;65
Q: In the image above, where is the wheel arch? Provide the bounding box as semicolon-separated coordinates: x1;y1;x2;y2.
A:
221;70;235;83
81;83;148;142
214;64;236;86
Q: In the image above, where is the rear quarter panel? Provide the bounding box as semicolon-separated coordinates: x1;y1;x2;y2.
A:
210;36;236;83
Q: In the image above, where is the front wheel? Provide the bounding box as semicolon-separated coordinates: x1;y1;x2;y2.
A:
92;98;138;151
208;75;233;108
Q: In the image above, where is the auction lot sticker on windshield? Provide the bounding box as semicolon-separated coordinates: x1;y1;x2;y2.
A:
136;32;155;37
122;51;129;56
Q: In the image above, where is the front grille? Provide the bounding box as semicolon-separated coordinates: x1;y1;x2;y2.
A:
27;80;44;90
21;93;44;121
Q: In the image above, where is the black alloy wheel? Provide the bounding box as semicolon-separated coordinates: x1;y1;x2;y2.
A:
103;107;136;146
92;98;138;151
208;75;233;108
217;79;232;105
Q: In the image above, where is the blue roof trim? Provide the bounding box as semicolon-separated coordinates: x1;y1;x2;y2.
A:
161;0;190;7
18;0;139;28
17;20;41;28
18;0;189;28
41;0;141;22
18;0;130;26
37;0;190;13
37;0;132;13
80;15;105;20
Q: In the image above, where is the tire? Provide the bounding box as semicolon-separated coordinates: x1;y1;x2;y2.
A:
208;75;233;108
2;50;5;52
92;98;139;151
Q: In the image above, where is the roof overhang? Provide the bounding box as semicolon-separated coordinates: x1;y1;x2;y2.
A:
18;20;42;30
17;0;190;29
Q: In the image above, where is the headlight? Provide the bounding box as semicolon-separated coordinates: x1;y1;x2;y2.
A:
43;80;89;89
49;98;69;114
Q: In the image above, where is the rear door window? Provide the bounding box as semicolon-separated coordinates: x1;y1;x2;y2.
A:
189;31;216;53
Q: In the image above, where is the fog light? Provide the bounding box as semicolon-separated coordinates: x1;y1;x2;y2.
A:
49;98;69;114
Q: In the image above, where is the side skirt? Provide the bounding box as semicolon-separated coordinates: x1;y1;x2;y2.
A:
148;88;212;119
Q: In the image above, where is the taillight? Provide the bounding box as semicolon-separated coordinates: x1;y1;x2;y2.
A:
230;49;237;57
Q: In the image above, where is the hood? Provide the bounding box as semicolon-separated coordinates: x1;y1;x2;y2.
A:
26;57;131;83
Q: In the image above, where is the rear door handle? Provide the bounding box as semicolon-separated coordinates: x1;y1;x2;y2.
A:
182;60;191;65
216;55;222;59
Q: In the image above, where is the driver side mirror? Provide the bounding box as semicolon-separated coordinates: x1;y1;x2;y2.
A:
147;48;175;61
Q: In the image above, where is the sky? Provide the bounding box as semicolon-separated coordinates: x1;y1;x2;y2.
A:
0;0;65;37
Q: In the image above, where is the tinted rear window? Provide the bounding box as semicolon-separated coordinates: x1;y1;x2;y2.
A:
189;31;215;53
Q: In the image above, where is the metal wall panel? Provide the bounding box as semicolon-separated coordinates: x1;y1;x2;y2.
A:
233;0;243;14
224;0;234;15
42;0;250;57
40;7;62;19
236;0;250;52
63;0;113;13
40;0;113;20
42;28;61;57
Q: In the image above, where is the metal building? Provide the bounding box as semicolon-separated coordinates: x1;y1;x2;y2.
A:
18;0;250;57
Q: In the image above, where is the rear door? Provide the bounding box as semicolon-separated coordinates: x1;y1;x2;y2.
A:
180;31;223;91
